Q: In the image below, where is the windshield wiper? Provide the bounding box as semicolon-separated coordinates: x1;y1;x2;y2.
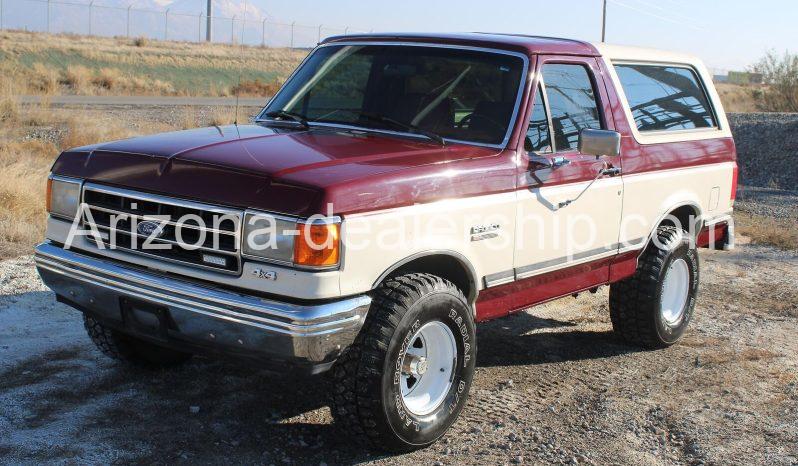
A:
262;110;309;128
358;112;446;147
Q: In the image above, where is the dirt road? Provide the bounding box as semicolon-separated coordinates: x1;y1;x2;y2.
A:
1;240;797;465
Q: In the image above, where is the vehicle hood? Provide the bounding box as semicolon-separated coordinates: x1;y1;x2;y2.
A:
52;124;506;216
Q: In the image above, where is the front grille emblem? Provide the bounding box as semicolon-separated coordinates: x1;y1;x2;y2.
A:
137;220;162;238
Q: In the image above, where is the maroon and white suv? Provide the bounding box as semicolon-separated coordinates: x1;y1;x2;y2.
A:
36;33;736;451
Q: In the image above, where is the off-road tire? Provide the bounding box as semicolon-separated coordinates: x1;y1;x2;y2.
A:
83;315;192;368
329;273;476;452
609;226;699;348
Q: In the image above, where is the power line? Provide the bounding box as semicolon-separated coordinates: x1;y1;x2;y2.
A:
608;0;705;31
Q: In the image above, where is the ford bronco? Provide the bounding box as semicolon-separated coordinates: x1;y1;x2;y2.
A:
36;33;736;451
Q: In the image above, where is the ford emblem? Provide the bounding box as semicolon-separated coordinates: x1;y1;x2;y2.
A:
137;220;162;238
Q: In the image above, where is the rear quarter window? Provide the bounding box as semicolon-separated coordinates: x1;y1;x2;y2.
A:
614;64;717;132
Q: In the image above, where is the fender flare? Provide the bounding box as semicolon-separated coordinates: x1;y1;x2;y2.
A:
637;201;703;258
370;250;480;306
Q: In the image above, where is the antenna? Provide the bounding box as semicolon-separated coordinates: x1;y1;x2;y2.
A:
234;0;247;126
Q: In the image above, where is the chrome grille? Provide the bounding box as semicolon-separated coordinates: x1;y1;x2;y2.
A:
81;183;243;274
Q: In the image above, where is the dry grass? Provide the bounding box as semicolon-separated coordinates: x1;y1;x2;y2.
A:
231;78;284;97
0;30;306;97
735;211;798;251
0;103;181;258
716;83;760;113
208;106;237;126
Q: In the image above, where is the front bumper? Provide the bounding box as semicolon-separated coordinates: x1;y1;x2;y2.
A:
34;242;371;374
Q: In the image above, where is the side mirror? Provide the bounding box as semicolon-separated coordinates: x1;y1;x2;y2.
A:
578;129;621;157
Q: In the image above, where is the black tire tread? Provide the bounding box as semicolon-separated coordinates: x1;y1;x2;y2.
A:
83;315;191;368
329;272;467;452
609;226;684;349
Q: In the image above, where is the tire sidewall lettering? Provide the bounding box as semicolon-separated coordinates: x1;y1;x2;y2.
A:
383;292;475;444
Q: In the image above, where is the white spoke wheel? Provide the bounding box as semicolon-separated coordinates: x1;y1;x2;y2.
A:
660;258;690;325
609;226;699;348
330;273;476;453
400;321;457;416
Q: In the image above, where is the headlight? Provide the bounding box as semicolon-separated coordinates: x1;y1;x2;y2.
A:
46;175;82;220
242;211;341;269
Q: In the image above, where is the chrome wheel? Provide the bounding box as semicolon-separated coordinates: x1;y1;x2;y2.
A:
661;257;690;325
400;321;457;416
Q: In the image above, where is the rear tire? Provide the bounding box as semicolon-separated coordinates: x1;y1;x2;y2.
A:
329;273;476;452
609;226;699;348
83;315;193;368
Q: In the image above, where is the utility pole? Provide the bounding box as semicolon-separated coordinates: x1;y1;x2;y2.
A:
290;21;295;48
88;1;93;35
231;15;235;43
205;0;212;41
261;18;267;46
601;0;607;42
164;8;169;40
126;5;132;37
198;12;202;42
317;24;322;43
46;0;50;33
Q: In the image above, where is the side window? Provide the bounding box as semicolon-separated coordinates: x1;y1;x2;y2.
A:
526;86;552;153
541;64;602;151
614;64;717;132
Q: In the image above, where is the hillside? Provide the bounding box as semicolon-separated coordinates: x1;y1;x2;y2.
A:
0;30;307;97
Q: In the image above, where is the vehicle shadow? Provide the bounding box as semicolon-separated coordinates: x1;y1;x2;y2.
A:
2;291;641;464
475;311;641;367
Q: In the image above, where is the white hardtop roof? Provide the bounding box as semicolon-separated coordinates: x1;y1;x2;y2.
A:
591;42;704;66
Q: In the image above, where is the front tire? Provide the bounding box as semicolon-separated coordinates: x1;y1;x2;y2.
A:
330;273;476;452
609;226;699;348
83;315;193;368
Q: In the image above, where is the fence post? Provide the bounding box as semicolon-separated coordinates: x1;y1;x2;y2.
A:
88;1;93;35
230;15;235;43
164;8;169;40
261;18;266;46
290;21;295;48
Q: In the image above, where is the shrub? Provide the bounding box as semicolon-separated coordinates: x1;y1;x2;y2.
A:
750;51;798;112
133;36;148;47
62;65;92;93
230;78;283;97
30;63;60;94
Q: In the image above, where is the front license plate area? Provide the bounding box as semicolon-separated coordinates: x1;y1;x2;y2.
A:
120;297;172;342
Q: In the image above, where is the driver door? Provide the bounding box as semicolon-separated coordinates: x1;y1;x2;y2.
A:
513;56;623;282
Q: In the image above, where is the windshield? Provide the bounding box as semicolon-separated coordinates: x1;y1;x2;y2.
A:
260;44;526;146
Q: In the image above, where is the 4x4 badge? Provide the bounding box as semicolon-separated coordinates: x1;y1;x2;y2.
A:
252;268;277;281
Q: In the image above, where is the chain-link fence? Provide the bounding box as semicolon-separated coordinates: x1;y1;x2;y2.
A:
0;0;370;47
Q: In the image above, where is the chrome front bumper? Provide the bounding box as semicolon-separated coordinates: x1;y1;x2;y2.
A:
34;242;371;374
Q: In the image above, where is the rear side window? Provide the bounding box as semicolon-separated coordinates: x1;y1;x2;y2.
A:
614;64;717;132
541;64;603;151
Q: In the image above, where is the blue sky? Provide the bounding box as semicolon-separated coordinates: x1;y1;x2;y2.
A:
250;0;797;71
4;0;794;70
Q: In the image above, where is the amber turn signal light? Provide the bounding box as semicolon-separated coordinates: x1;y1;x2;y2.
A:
294;223;340;268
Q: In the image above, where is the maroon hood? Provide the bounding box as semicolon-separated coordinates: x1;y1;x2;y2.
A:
52;124;512;216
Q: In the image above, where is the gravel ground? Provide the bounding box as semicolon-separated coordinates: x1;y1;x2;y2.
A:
2;239;797;465
735;186;798;220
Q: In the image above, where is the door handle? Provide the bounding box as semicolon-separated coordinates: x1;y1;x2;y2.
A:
600;167;622;177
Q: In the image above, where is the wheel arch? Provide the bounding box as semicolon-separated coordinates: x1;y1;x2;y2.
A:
371;251;479;306
638;201;703;257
